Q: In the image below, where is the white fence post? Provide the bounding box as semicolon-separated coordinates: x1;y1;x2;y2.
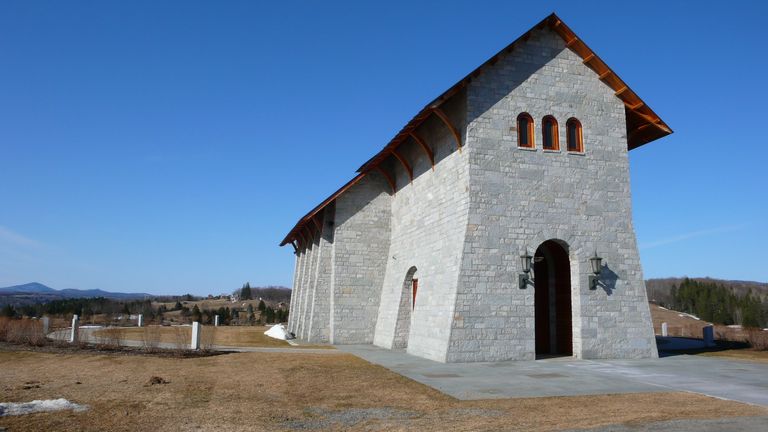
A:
214;315;220;327
661;322;668;337
190;322;201;350
138;314;143;327
70;314;79;343
42;316;50;335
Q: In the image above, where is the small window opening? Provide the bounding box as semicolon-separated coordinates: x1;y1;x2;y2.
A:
542;116;559;150
566;118;583;152
517;113;535;148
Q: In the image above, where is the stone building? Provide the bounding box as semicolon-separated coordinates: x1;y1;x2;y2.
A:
279;13;671;363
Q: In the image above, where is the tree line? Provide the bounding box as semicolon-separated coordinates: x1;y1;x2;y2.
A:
0;296;289;325
666;278;766;328
2;297;157;320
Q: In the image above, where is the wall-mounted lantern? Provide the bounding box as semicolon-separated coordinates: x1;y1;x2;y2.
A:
519;249;533;289
589;251;603;290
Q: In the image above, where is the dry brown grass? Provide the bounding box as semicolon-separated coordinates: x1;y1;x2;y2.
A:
139;326;162;352
0;350;764;432
650;304;768;344
0;318;46;346
650;304;711;337
96;327;125;348
701;349;768;363
745;327;768;350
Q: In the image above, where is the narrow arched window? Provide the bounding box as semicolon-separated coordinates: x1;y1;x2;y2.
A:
566;118;583;152
542;116;559;150
517;113;535;148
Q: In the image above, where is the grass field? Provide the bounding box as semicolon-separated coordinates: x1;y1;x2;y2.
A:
1;349;766;432
700;349;768;363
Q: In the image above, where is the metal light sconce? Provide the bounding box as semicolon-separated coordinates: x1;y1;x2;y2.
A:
519;249;533;289
589;251;603;290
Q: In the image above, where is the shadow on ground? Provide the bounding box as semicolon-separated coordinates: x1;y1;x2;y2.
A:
656;336;750;358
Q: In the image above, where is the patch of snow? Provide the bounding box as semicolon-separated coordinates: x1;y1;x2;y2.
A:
0;399;88;417
678;313;701;321
264;324;294;340
727;324;742;329
657;306;668;310
79;325;103;329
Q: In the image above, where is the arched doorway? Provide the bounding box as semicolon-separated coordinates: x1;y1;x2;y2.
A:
534;240;572;357
393;266;417;349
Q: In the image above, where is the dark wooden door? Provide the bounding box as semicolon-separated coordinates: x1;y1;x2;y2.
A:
534;240;572;357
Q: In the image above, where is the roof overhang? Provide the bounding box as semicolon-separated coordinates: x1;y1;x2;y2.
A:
280;13;672;248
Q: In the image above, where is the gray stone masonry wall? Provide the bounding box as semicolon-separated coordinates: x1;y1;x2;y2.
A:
303;238;319;338
286;26;657;363
297;241;313;337
288;249;306;334
307;209;334;342
373;94;471;362
448;27;656;362
329;174;392;344
287;252;300;332
302;235;321;340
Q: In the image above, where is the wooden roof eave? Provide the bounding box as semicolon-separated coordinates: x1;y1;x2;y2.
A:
550;16;672;148
279;172;366;246
355;13;671;176
281;13;673;248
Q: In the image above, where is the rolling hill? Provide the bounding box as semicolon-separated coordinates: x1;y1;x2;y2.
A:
0;282;153;307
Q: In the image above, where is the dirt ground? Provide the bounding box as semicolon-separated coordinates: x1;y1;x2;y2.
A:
701;349;768;363
1;350;765;432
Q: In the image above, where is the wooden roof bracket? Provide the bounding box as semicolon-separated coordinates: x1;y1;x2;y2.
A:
297;230;307;249
628;101;645;110
632;109;672;132
291;241;298;253
582;53;595;64
375;165;396;194
311;216;323;235
598;70;612;80
432;107;462;152
614;86;629;96
392;149;413;182
566;37;579;47
304;225;315;243
630;123;656;134
410;132;435;170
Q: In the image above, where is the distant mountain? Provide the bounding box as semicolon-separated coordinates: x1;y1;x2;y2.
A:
0;282;57;294
0;282;153;307
646;277;768;305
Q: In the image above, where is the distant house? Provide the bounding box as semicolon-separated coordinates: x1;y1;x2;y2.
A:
280;14;669;363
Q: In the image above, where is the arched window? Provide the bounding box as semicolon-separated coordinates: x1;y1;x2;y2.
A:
517;113;535;148
566;118;583;152
542;116;559;150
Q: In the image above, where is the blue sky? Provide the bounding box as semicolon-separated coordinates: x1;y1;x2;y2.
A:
1;1;766;295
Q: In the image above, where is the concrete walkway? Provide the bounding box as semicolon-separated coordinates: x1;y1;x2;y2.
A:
337;344;768;406
565;416;768;431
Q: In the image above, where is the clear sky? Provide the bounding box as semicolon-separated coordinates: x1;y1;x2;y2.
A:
1;1;767;296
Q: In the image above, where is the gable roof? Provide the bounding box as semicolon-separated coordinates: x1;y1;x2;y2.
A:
280;13;672;248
